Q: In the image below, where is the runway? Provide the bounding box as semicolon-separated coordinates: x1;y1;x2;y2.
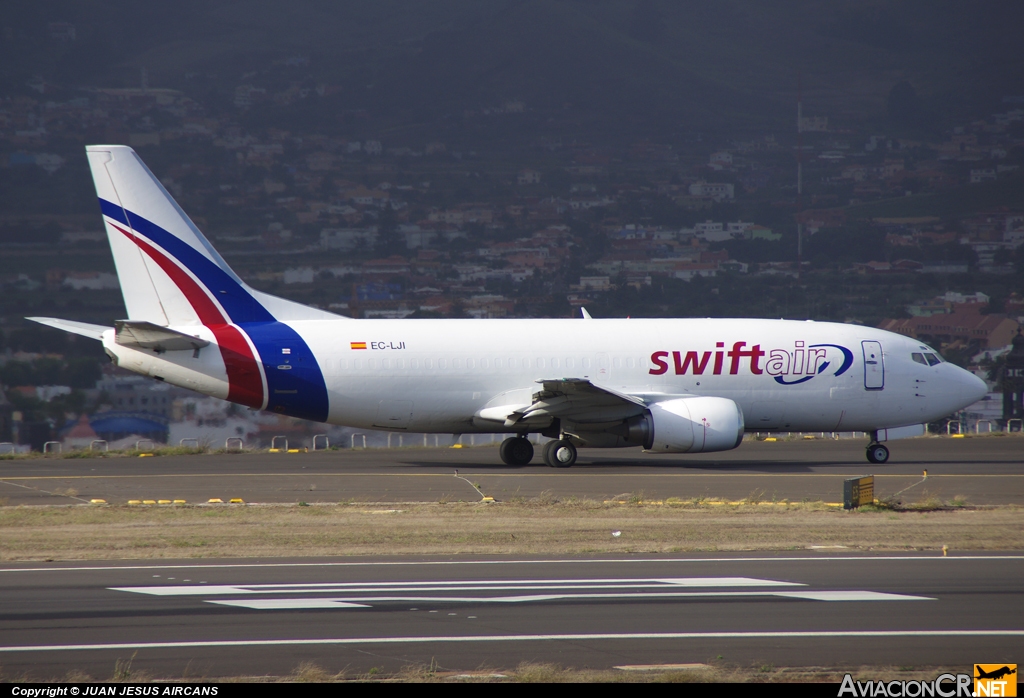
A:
1;437;1022;506
0;554;1020;678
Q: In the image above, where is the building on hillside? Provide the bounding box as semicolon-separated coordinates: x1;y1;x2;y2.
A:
688;181;734;201
62;415;99;449
878;309;1020;352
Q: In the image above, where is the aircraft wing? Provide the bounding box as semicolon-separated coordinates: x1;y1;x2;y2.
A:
477;378;648;428
114;320;210;352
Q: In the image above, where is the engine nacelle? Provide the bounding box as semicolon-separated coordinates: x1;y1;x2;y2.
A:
641;397;745;453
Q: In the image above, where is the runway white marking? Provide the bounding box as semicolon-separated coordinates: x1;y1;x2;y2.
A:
4;555;1022;573
110;576;802;596
212;599;370;609
2;630;1021;653
773;591;932;602
207;590;932;610
109;577;932;609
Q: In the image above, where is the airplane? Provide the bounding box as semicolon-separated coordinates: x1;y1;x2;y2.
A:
975;666;1016;681
29;146;988;466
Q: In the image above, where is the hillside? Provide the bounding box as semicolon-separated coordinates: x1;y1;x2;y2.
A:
2;0;1022;138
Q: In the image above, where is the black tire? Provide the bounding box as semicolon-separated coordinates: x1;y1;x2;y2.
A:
541;440;558;467
866;443;889;464
543;439;577;468
500;436;534;465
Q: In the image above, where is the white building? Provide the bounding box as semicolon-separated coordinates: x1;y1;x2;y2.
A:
688;181;734;201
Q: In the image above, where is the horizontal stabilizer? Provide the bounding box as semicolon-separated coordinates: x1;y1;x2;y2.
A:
26;317;110;340
114;320;210;352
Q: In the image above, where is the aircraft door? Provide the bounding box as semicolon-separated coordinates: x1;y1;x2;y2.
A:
862;340;884;390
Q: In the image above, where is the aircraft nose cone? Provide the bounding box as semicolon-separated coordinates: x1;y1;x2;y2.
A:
965;370;988;403
947;365;988;406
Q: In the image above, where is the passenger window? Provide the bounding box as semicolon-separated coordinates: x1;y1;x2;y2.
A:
453;358;461;369
480;358;488;369
551;358;559;369
495;358;504;369
438;358;447;369
395;359;404;369
924;353;941;366
424;358;432;369
565;358;574;369
536;358;545;369
582;357;591;368
381;358;390;369
613;358;621;369
409;359;417;369
627;357;635;369
367;359;377;370
911;353;926;365
509;358;517;369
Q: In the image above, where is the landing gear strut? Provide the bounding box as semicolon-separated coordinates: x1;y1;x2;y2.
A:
499;436;534;466
543;439;577;468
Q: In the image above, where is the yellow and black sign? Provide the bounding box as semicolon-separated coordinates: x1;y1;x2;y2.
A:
843;475;874;509
975;664;1017;697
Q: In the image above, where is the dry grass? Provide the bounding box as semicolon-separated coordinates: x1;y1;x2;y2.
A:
1;499;1019;561
1;661;979;684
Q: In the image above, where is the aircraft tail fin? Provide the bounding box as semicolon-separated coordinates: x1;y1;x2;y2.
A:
85;145;344;327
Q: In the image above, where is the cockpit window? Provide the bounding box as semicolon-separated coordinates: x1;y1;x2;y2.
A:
924;353;941;366
911;353;927;365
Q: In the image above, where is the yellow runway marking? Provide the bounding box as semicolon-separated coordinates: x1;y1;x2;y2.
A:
2;472;1022;482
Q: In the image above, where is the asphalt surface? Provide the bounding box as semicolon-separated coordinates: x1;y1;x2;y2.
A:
0;554;1020;679
1;436;1022;506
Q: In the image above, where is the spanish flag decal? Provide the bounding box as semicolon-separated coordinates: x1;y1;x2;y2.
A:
350;341;367;350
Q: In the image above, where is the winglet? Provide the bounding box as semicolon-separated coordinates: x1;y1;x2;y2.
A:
580;307;592;320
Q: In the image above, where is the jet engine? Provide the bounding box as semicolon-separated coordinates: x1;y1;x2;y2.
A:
623;397;745;453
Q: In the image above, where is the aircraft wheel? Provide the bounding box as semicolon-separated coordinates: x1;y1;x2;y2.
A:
866;443;889;464
499;436;534;465
543;439;577;468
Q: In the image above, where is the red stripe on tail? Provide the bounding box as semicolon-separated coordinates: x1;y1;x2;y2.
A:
110;223;264;409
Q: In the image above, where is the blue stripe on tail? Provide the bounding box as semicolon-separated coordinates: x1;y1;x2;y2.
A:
99;198;330;422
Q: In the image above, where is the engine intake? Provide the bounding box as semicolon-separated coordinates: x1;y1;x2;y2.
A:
640;397;745;453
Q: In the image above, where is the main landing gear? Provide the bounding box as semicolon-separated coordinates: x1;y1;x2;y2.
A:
866;431;889;464
543;439;577;468
499;435;534;466
499;435;578;467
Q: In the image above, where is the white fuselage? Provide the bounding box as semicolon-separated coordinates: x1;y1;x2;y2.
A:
102;317;987;437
